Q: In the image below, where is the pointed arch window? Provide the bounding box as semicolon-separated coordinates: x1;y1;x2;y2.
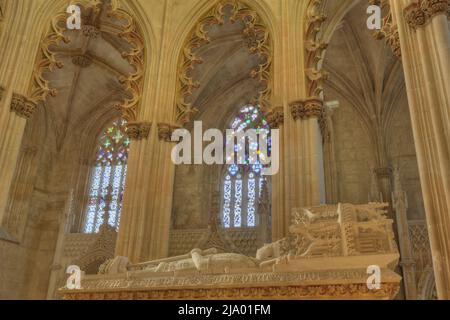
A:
83;119;130;233
222;105;270;228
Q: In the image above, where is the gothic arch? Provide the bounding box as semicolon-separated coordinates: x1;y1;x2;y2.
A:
23;0;153;122
171;0;275;126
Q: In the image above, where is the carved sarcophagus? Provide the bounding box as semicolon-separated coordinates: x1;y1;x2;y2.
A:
60;203;401;300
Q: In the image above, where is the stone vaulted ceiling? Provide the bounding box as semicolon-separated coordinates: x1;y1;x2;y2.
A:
185;8;262;130
323;0;406;161
43;3;136;148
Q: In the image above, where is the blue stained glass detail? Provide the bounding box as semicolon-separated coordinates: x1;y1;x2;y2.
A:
221;105;270;229
84;119;130;234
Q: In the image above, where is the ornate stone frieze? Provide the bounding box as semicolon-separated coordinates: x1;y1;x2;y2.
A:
290;98;324;121
72;54;93;68
157;123;181;142
305;0;328;97
265;106;284;129
176;0;273;125
370;0;402;59
404;0;450;29
10;93;37;119
126;121;152;140
62;281;400;300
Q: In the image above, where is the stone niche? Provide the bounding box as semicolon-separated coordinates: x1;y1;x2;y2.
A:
60;203;401;300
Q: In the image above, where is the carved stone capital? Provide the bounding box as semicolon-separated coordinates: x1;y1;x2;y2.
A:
405;0;449;29
157;123;181;142
290;98;324;121
265;106;284;129
126;121;152;140
10;93;37;119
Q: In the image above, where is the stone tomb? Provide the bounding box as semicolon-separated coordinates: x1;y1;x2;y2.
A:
60;203;401;300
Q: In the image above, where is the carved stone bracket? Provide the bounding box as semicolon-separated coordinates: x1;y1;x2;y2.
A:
157;123;181;142
126;121;152;140
404;0;450;29
10;93;37;119
370;0;402;59
265;106;284;129
290;98;324;121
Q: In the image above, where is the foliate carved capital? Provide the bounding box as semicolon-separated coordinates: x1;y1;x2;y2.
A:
265;106;284;129
10;93;37;119
126;121;152;140
404;0;449;29
157;123;181;142
290;98;324;121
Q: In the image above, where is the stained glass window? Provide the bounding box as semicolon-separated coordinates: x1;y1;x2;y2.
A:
84;119;130;233
221;105;270;228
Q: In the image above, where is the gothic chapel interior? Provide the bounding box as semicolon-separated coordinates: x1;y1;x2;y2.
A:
0;0;449;300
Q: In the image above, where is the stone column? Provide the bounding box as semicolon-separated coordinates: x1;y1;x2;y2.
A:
286;98;325;215
265;106;285;241
0;1;58;232
389;0;450;299
115;122;177;262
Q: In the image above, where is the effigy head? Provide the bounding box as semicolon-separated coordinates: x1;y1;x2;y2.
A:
256;239;286;260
